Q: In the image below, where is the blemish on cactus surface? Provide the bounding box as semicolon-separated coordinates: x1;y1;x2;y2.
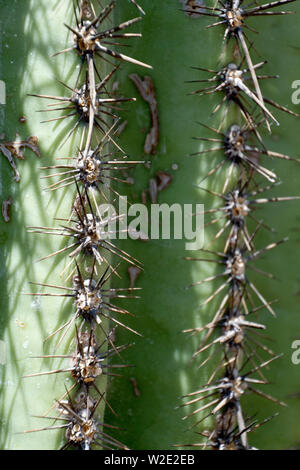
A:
129;74;159;155
0;135;40;182
2;197;12;223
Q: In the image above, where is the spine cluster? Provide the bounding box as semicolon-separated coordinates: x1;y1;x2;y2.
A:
182;0;299;450
25;0;149;450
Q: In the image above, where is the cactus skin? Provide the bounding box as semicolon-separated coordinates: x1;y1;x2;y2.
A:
105;0;300;451
0;0;107;450
1;0;300;450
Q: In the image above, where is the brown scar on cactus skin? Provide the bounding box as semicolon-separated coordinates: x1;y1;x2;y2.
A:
2;135;40;160
0;144;20;182
128;266;142;290
156;170;173;192
149;178;158;203
130;377;141;397
2;197;13;223
0;135;40;182
141;171;173;204
129;74;159;155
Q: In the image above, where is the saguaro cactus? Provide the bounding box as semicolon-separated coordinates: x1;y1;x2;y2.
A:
1;0;300;451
